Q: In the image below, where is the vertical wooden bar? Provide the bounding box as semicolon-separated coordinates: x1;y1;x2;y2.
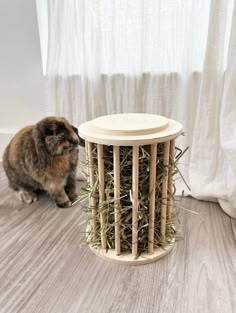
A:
132;145;139;257
87;141;97;240
113;145;121;255
167;139;175;221
160;141;170;241
97;144;106;251
148;144;157;254
85;141;89;184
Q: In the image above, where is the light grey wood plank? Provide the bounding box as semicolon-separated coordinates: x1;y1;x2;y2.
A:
0;164;236;313
231;218;236;241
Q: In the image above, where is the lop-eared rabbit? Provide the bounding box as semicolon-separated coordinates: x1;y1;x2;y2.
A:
3;117;84;208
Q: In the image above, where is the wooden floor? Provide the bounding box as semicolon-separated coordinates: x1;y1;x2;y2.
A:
0;165;235;313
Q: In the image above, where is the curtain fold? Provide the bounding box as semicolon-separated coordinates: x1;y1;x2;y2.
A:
37;0;236;217
219;2;236;218
189;0;230;202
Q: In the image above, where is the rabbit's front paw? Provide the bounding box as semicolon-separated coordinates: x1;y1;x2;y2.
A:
18;190;38;204
67;192;79;203
56;200;72;208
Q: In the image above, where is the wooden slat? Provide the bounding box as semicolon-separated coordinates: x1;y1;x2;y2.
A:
148;144;157;254
87;141;97;240
113;145;121;255
160;141;170;241
97;144;106;251
132;145;139;257
167;139;175;222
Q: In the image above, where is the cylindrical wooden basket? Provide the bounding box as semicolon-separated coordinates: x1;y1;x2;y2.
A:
79;113;183;265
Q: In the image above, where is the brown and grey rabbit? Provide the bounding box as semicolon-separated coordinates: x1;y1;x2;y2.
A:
3;116;85;208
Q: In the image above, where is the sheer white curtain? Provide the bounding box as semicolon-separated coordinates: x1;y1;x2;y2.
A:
189;0;236;218
36;0;236;218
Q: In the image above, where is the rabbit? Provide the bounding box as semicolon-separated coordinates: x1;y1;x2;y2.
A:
3;116;85;208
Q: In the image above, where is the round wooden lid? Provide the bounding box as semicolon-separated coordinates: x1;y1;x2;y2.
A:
91;113;169;136
79;113;183;146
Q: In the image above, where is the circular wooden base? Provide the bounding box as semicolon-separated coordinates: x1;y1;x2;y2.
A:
89;240;175;266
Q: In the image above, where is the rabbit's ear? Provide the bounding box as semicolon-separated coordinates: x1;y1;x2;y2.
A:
32;127;48;168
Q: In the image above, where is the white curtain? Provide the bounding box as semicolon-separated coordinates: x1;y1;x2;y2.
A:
36;0;236;218
189;1;236;218
218;1;236;218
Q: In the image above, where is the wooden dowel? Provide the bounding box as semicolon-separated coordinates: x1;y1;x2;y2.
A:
85;141;89;182
113;145;121;255
148;144;157;254
160;141;170;241
87;141;97;240
167;139;175;222
97;144;106;251
132;145;139;257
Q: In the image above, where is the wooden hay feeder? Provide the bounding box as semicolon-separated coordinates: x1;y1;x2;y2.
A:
79;113;183;265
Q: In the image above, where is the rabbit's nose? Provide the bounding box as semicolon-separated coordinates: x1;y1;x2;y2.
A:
71;131;79;144
71;138;79;145
79;136;85;147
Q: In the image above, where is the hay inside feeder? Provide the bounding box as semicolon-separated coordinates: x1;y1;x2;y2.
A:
79;143;187;256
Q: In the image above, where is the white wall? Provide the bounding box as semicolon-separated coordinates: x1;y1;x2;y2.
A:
0;0;45;159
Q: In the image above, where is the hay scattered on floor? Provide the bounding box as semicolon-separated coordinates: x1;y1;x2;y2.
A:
79;143;187;255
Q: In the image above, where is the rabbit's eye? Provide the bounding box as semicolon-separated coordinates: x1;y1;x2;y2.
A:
45;129;54;136
57;124;66;133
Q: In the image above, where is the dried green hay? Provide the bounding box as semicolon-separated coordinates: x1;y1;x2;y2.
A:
79;143;187;255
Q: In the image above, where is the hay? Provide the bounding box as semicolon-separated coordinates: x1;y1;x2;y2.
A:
79;143;186;255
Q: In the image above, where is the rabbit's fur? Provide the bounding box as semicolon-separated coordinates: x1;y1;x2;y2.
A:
3;117;84;208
